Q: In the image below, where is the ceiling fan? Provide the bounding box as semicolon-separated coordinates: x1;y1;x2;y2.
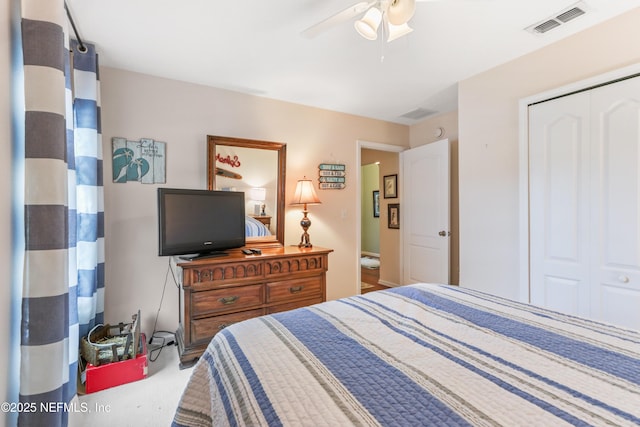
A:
302;0;437;42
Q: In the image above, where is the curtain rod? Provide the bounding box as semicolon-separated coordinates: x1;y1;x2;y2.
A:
64;2;87;53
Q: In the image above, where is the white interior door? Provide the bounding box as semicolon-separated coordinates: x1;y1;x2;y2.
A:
402;139;450;284
529;75;640;330
589;78;640;329
529;92;591;317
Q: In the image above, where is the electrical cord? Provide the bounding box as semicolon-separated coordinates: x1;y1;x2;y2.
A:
148;332;176;362
147;259;180;361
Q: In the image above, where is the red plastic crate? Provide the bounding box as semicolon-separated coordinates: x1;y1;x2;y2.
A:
84;333;148;393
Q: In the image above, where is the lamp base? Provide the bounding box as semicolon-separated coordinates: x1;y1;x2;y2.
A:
298;230;312;248
298;210;313;248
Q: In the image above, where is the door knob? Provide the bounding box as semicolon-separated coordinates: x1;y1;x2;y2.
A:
618;275;630;283
438;230;449;237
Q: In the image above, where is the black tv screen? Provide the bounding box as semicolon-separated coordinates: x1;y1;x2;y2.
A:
158;188;246;259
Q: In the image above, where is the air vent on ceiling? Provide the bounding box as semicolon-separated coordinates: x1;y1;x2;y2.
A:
525;1;588;35
400;108;437;121
556;7;586;23
533;19;561;34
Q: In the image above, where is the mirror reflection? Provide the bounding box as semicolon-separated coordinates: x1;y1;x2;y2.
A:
207;136;286;247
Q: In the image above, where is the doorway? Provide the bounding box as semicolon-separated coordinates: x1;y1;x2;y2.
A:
360;162;381;293
357;140;404;293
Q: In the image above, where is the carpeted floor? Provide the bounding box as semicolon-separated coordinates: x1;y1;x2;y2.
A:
70;342;193;426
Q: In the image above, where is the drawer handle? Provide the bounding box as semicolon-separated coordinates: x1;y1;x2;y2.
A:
218;322;234;331
218;296;239;305
289;286;304;294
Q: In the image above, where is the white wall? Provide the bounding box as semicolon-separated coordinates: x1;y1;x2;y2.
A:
99;67;409;335
457;7;640;299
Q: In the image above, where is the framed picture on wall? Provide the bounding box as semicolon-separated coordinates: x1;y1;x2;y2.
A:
373;190;380;217
388;203;400;229
383;174;397;198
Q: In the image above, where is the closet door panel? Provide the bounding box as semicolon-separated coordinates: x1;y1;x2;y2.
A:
529;93;591;316
590;76;640;329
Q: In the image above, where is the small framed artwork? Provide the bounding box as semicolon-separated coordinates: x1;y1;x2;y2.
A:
383;174;397;198
373;190;380;217
388;203;400;229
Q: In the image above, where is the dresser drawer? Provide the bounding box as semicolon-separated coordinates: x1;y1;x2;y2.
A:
192;284;263;316
264;255;327;278
268;297;323;314
191;308;265;342
185;260;264;289
266;276;322;303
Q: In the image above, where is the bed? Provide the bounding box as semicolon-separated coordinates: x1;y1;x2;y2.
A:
245;215;271;237
172;283;640;426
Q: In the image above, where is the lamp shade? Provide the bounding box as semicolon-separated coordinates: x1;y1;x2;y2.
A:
291;178;321;205
354;7;382;41
249;187;266;202
387;22;413;42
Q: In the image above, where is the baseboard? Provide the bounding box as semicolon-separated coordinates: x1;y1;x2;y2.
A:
378;279;399;288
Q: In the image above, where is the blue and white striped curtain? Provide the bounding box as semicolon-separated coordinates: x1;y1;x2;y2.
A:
19;1;103;425
68;38;105;353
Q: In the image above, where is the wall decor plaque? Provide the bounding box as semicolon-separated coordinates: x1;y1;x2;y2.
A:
318;163;346;189
112;137;166;184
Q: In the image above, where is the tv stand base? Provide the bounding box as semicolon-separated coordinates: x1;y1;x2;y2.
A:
179;251;228;261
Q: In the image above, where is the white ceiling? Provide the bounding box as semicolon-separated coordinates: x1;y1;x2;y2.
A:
65;0;638;125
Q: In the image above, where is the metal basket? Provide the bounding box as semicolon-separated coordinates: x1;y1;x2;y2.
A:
80;311;140;366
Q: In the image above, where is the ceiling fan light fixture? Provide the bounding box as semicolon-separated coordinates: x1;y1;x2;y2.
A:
387;22;413;42
387;0;416;26
354;6;382;40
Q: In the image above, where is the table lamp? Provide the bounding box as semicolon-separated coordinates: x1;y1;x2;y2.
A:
290;177;321;248
249;187;266;216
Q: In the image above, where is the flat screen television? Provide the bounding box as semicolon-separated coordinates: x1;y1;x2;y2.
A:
158;188;246;260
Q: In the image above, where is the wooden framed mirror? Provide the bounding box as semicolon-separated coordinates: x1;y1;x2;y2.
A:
207;135;286;248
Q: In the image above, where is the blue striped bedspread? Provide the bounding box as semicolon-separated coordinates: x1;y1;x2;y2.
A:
173;283;640;426
245;215;271;237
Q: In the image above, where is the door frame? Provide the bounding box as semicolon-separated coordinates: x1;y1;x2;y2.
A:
356;140;405;292
518;62;640;304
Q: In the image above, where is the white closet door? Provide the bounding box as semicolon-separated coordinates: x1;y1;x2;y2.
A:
590;77;640;329
530;75;640;330
529;92;591;317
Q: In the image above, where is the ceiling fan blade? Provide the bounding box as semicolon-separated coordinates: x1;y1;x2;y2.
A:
301;1;376;38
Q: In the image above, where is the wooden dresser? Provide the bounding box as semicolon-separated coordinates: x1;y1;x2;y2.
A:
175;246;332;367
